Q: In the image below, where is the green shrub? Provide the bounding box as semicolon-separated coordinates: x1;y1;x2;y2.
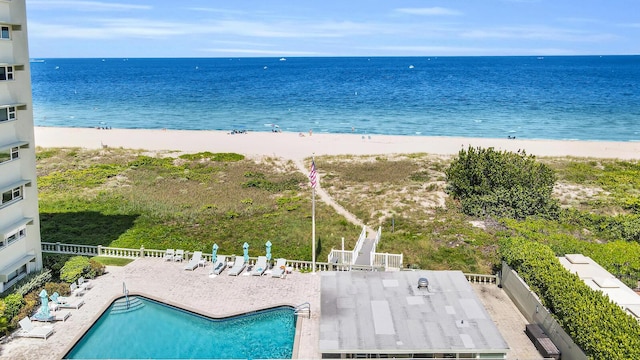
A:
3;293;24;321
60;256;91;283
446;147;559;220
11;292;38;328
0;270;52;298
43;254;73;280
501;237;640;359
88;259;106;278
44;282;72;297
0;300;9;335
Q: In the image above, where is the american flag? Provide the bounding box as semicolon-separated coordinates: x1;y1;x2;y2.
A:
309;159;318;189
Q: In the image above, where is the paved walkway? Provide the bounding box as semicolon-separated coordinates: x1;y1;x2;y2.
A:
0;259;542;360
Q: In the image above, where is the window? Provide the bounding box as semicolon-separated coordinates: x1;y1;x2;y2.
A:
0;26;9;39
0;106;16;122
1;186;22;206
0;147;19;164
7;264;26;283
5;226;26;245
0;66;14;81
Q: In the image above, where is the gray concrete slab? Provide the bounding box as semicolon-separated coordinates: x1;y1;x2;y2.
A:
319;270;509;356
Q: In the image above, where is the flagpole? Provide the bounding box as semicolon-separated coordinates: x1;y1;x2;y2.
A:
311;156;316;273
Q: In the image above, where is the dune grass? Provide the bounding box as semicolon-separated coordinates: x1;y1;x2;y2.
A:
36;148;640;279
37;147;358;262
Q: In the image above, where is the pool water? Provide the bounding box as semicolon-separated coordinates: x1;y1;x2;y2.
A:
65;296;296;359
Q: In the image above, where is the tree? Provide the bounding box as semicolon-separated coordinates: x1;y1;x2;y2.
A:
445;146;559;219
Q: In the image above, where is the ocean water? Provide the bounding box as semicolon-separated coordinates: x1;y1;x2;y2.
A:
30;56;640;141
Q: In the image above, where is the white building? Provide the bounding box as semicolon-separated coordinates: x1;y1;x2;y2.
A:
0;0;42;292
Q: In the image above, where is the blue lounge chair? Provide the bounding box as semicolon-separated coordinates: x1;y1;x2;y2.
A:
251;256;268;276
50;292;84;309
210;255;227;275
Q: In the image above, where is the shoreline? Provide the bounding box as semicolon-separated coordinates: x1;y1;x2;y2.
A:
34;126;640;160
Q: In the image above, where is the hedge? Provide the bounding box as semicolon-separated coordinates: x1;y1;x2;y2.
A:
501;237;640;359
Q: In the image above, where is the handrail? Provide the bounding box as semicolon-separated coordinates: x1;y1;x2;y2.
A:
123;282;130;309
352;226;367;264
294;302;311;319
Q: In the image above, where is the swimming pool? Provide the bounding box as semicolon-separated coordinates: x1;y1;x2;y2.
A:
64;296;297;359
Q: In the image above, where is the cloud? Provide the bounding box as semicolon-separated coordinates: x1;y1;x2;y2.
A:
28;0;151;11
460;26;617;42
28;19;185;39
395;7;462;16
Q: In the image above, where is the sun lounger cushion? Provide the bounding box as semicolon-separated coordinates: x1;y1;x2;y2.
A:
271;258;287;278
184;251;203;271
210;256;227;275
228;260;245;276
252;256;268;276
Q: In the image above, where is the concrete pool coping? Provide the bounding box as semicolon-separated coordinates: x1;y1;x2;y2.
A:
59;291;304;359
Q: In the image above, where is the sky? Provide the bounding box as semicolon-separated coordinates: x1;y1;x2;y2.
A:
25;0;640;58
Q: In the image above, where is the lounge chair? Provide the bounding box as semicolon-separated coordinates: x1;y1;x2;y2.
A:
50;292;84;309
78;276;92;290
32;310;71;322
271;258;287;278
227;258;246;276
251;256;268;276
183;251;203;271
16;317;54;339
173;249;184;262
210;255;227;275
70;282;85;297
163;249;175;261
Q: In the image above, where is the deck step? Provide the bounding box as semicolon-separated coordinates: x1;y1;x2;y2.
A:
110;296;145;314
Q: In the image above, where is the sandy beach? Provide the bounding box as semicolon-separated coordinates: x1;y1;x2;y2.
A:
34;126;640;160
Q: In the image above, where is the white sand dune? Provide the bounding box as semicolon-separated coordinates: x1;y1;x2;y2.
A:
34;126;640;160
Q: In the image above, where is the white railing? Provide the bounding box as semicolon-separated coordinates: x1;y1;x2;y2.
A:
327;249;353;265
40;242;406;273
372;253;403;269
352;226;367;262
371;226;382;254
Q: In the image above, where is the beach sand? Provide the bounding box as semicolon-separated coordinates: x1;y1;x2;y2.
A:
34;126;640;160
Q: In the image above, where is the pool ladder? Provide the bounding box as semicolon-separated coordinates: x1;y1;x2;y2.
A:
123;282;130;309
295;302;311;319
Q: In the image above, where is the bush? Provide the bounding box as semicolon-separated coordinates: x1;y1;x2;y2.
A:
43;254;73;280
446;146;559;220
11;292;38;328
44;282;72;297
2;294;24;322
87;259;106;278
0;270;52;298
60;256;91;284
0;300;8;335
501;237;640;359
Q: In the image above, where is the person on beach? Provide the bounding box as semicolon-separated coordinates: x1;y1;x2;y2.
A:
309;129;313;136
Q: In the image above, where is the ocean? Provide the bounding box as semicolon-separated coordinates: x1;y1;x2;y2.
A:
30;56;640;141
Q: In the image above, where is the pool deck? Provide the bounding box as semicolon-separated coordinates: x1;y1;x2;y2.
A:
0;258;541;360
